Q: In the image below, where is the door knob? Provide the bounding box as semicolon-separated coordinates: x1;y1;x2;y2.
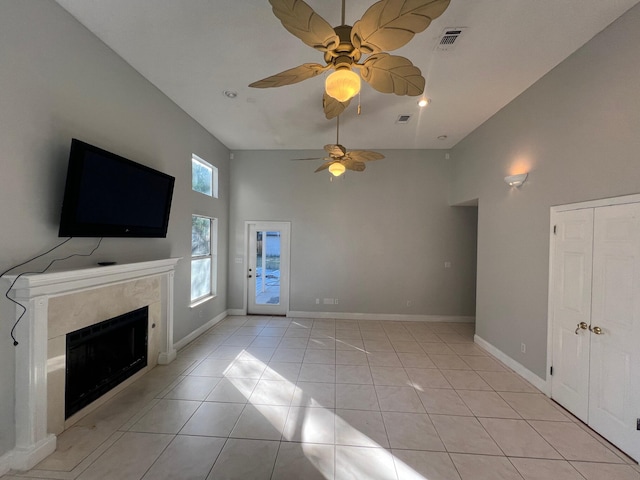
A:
575;322;588;334
248;275;252;278
589;325;603;335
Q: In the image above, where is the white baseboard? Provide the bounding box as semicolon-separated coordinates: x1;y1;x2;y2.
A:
474;334;549;394
223;310;474;323
288;311;475;323
174;310;228;351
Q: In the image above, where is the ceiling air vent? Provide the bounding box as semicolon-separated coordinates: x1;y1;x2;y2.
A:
436;27;467;51
396;114;412;124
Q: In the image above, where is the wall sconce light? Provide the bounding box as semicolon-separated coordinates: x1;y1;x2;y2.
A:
504;173;528;187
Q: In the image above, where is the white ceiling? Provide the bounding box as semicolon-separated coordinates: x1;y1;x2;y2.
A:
54;0;639;151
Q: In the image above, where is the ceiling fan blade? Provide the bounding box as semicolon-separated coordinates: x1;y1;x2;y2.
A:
342;159;367;172
269;0;340;51
348;150;385;162
249;63;330;88
351;0;451;54
323;93;351;119
324;144;347;158
291;157;325;161
314;160;335;173
357;53;425;96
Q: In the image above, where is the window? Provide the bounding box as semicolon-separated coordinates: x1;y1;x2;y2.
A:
191;154;218;305
191;215;217;303
192;154;218;198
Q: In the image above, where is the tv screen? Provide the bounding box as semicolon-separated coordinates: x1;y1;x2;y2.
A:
59;139;175;238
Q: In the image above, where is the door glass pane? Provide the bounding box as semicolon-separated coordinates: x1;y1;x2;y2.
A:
191;258;211;301
255;230;281;305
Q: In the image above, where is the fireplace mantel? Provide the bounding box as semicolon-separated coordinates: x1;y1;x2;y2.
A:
6;258;180;471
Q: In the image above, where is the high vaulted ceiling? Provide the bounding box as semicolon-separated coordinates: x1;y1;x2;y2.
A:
54;0;639;151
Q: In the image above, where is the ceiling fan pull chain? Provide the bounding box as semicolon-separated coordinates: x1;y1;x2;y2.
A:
358;91;361;115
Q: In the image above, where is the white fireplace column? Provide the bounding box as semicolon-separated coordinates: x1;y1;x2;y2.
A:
6;258;180;471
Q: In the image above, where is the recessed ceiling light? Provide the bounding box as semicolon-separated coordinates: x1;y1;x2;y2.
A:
417;98;430;107
223;90;238;99
438;135;448;140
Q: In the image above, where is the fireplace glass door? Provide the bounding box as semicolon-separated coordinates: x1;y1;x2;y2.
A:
65;306;148;418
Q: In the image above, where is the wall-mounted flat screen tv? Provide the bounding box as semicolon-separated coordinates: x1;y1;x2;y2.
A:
59;139;175;238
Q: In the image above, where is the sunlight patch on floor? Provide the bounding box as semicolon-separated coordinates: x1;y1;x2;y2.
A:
227;350;429;480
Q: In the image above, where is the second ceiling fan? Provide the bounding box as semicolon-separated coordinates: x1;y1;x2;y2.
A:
250;0;451;118
293;115;385;176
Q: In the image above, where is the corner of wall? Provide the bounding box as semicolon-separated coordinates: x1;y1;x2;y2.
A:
474;334;549;395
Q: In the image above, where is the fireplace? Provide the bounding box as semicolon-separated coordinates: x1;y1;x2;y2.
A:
65;306;149;418
6;258;179;472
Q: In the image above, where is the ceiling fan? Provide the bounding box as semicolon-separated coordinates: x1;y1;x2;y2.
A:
293;116;384;176
250;0;451;118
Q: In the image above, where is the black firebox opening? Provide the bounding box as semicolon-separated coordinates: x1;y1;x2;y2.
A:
65;306;148;419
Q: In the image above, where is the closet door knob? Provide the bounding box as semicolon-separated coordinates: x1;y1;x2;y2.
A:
589;325;603;335
575;322;588;334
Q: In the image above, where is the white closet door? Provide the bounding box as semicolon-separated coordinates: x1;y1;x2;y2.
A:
551;208;594;422
589;203;640;461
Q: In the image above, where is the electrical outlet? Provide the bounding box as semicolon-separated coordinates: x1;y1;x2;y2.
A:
444;261;452;268
521;343;526;354
323;298;333;305
334;298;339;305
406;300;412;307
315;298;319;304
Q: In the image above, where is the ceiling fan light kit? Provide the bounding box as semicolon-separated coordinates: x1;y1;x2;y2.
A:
325;67;361;102
328;162;347;176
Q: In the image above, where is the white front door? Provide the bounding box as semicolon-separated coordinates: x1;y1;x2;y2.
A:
550;208;594;422
247;222;290;316
589;203;640;461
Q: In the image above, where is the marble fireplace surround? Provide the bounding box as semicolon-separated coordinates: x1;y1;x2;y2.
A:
7;258;180;471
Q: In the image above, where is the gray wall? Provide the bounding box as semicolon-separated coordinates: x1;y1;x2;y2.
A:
449;4;640;378
229;149;478;317
0;1;229;456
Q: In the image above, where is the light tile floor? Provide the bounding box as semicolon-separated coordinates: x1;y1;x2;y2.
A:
4;317;639;480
